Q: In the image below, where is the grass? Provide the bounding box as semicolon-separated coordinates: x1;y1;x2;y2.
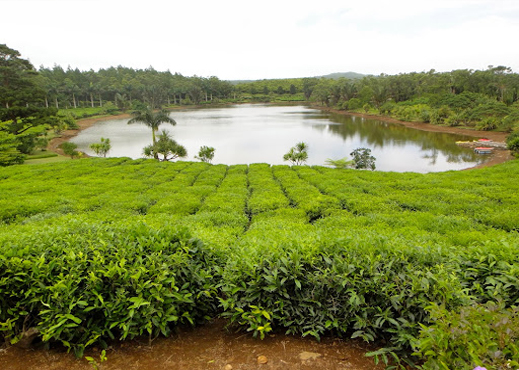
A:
24;154;70;165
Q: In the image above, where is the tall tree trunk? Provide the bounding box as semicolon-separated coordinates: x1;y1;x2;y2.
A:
55;97;59;109
90;93;94;108
99;95;103;107
45;96;49;108
72;93;77;109
152;129;158;160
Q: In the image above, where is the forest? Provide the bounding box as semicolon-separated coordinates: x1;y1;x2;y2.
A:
2;43;519;166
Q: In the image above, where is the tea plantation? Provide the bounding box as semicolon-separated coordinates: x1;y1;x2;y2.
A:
1;158;518;369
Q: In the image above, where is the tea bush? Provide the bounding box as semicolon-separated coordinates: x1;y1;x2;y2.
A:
414;302;519;370
1;157;519;367
0;219;218;357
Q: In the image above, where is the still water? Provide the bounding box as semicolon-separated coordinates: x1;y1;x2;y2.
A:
71;104;484;173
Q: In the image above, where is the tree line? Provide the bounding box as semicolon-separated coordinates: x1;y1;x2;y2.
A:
242;67;519;133
2;41;519;166
38;64;236;110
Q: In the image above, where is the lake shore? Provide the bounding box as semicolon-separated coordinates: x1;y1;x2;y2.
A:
49;104;515;169
310;105;514;169
48;105;213;157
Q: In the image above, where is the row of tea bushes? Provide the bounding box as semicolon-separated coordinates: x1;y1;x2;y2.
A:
272;165;342;221
1;158;519;368
0;218;217;357
247;163;290;215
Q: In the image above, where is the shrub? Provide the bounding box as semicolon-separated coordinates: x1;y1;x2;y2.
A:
0;221;218;357
413;302;519;370
506;131;519;156
59;142;80;159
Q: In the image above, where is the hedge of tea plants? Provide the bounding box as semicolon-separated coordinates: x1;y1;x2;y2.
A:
1;157;519;368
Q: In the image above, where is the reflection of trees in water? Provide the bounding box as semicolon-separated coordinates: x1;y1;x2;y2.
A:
318;113;480;164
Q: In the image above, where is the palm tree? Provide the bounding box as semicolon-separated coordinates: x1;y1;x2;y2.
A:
283;142;309;165
127;107;176;159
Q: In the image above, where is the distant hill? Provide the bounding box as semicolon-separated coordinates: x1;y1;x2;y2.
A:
317;71;365;80
228;71;365;84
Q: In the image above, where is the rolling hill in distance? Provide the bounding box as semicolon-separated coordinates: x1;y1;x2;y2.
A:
228;71;366;84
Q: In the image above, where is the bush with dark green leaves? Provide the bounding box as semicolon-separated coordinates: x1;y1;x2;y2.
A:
506;131;519;156
413;302;519;370
0;158;519;367
0;220;219;357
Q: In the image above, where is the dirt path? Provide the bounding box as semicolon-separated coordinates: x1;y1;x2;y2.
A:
312;105;514;169
0;320;384;370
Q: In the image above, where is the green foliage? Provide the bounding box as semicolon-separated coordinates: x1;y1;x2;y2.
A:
59;141;80;159
0;44;58;157
89;137;111;157
0;220;218;356
350;147;376;170
325;157;354;169
195;145;215;163
85;349;107;370
128;107;176;152
0;158;519;366
283;142;308;165
0;124;25;166
143;130;187;162
413;302;519;370
506;131;519;156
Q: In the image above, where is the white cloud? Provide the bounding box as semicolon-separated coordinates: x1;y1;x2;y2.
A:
1;0;518;79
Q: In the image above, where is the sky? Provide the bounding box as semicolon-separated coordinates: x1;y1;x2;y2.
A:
2;0;519;80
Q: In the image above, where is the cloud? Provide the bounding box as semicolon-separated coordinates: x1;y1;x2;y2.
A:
1;0;518;79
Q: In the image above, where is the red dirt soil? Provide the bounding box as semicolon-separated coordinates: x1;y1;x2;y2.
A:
0;320;384;370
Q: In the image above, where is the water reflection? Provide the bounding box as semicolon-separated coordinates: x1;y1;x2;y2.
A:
322;113;480;167
71;104;484;173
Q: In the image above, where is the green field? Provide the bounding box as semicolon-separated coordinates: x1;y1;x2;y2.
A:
1;158;518;368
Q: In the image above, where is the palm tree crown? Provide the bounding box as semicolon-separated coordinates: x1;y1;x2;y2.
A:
127;107;176;145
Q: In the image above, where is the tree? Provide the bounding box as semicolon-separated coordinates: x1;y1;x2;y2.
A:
115;93;130;112
312;80;332;106
0;122;24;166
143;130;186;161
283;142;308;165
59;142;80;159
302;78;318;101
195;145;215;163
128;107;176;159
350;148;376;170
89;137;111;157
506;131;519;157
0;44;57;159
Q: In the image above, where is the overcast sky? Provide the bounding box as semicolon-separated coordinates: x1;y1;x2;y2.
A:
2;0;519;80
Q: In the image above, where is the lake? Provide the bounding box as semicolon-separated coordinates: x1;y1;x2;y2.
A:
71;104;485;172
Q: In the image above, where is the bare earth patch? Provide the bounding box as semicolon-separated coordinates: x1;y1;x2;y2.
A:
0;320;384;370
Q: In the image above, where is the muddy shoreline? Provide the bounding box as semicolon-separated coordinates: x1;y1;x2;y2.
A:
49;104;514;169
